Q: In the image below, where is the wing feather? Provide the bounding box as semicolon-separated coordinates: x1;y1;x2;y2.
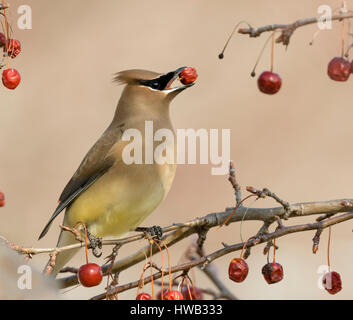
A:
38;123;124;240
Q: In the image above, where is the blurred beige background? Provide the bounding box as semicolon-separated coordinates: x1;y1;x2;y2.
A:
0;0;352;299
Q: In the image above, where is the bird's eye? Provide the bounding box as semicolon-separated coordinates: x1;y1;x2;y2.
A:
151;81;159;89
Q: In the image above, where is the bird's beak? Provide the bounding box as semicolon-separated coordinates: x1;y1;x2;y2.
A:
162;67;195;94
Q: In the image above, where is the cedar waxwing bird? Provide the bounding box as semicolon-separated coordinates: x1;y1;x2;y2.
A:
39;67;195;276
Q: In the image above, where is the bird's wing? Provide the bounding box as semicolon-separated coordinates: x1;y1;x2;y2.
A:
38;123;125;240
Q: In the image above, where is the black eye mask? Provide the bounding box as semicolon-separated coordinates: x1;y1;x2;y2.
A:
139;72;175;91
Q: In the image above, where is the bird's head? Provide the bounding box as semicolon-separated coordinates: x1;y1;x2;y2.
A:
114;67;195;107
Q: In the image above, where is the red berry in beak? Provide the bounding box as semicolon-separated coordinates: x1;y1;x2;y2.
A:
0;33;6;48
181;286;203;300
179;67;198;85
262;262;283;284
327;57;350;81
164;290;184;300
77;263;103;287
228;258;249;283
6;39;21;59
257;71;282;94
322;271;342;295
136;293;152;300
2;68;21;90
0;191;4;207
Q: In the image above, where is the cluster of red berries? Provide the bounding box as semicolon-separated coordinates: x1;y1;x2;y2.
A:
76;253;341;297
0;32;21;90
228;258;284;285
249;55;353;95
136;289;183;301
136;286;203;301
253;56;353;95
228;257;342;295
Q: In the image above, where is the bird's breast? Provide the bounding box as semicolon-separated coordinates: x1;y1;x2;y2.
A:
66;161;176;238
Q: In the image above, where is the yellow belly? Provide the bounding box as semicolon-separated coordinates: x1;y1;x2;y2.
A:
65;162;176;237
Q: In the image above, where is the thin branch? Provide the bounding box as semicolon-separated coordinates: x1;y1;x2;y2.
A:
228;161;242;205
55;197;353;289
238;12;353;45
90;211;353;299
312;228;323;254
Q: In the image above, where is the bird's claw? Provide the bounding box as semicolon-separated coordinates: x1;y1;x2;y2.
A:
135;225;163;241
87;231;103;258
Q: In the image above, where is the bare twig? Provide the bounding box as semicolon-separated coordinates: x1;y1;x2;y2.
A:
312;228;323;254
228;161;242;205
238;12;353;45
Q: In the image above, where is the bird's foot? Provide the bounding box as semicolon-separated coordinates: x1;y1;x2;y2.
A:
135;225;163;241
87;231;103;258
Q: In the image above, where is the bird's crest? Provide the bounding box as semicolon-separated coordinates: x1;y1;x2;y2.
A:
113;69;161;85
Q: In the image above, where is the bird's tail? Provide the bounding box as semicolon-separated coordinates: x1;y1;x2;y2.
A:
44;226;81;278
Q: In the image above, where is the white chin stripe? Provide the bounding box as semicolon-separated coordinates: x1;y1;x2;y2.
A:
162;86;185;93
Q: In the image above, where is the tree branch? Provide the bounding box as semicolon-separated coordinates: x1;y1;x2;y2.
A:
238;12;353;45
56;197;353;289
90;211;353;299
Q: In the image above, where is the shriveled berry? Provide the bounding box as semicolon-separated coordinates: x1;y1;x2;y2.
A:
179;67;198;85
2;68;21;90
322;271;342;295
6;39;21;58
228;258;249;283
257;71;282;94
136;293;152;300
327;57;350;81
77;263;103;287
164;290;184;300
262;262;283;284
181;286;203;300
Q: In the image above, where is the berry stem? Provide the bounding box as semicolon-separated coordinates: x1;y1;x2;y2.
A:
149;241;154;299
218;20;252;59
153;240;164;300
327;226;331;271
1;0;10;68
341;0;346;58
161;240;172;293
251;32;273;76
271;31;275;72
136;263;147;297
74;221;89;264
273;238;276;263
186;279;193;301
341;19;345;58
218;194;256;228
240;236;253;259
